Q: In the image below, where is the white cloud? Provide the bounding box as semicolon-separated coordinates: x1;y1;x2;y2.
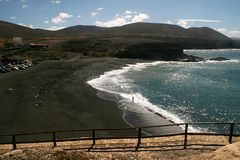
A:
44;20;49;24
90;7;104;17
95;11;149;27
166;20;173;24
28;24;34;28
51;12;73;24
96;7;103;11
18;23;34;28
132;13;149;23
177;19;189;28
50;0;60;4
214;28;240;38
90;11;99;17
177;19;222;28
124;15;132;19
229;30;240;38
45;26;65;31
217;28;227;33
77;15;81;18
125;10;132;14
9;16;17;19
96;18;127;28
22;4;28;8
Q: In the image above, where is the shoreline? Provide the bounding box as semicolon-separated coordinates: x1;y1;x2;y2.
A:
96;90;183;135
87;61;183;135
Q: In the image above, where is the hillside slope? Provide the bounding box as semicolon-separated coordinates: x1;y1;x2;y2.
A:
0;20;54;39
0;21;234;49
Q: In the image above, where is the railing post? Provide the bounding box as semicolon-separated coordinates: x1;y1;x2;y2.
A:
12;135;16;150
52;132;57;147
229;123;235;144
184;123;188;149
92;129;96;146
135;128;141;151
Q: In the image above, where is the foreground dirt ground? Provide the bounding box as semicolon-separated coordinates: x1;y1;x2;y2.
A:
0;135;239;160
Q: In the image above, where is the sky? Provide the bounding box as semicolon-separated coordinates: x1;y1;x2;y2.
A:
0;0;240;37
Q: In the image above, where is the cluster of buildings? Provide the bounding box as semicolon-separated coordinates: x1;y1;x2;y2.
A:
0;37;50;50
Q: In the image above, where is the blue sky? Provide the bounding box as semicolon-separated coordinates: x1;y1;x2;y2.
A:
0;0;240;37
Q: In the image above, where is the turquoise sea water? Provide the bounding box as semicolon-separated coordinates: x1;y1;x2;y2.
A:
88;49;240;133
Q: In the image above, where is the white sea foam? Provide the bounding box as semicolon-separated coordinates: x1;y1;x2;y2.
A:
87;61;201;132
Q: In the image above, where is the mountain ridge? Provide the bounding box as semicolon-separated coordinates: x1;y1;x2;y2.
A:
0;20;235;49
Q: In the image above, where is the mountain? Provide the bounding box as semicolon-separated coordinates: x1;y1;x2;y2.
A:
57;25;107;35
56;22;233;48
0;20;234;48
58;22;231;40
0;20;54;39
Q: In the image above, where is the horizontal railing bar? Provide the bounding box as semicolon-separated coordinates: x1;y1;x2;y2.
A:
188;133;232;136
89;146;137;150
141;133;185;138
188;143;226;147
139;144;184;148
56;138;92;142
0;142;12;144
13;139;55;144
0;122;239;137
94;136;138;140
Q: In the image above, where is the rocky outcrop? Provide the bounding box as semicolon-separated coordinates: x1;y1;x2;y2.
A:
208;57;230;61
114;42;186;60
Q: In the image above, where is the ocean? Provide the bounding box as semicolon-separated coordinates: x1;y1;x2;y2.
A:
87;49;240;134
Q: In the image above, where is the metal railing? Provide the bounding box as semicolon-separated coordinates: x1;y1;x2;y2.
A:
0;122;239;151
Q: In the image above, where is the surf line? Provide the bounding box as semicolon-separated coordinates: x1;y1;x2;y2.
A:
143;106;176;124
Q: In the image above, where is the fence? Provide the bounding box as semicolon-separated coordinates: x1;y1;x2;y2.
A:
0;122;239;151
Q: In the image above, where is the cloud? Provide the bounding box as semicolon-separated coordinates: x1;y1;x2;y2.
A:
44;20;49;24
177;19;189;28
90;7;104;17
96;18;127;28
125;10;132;14
22;4;28;8
20;0;26;2
90;12;99;17
179;19;222;23
215;28;240;38
96;7;103;11
132;13;149;23
95;11;149;27
50;0;60;4
166;20;173;24
217;28;227;33
77;15;81;18
229;30;240;38
45;26;65;31
51;12;73;24
177;19;222;28
18;23;34;28
9;16;17;19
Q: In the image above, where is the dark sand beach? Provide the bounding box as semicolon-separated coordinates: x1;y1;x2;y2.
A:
0;57;182;140
0;58;143;136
